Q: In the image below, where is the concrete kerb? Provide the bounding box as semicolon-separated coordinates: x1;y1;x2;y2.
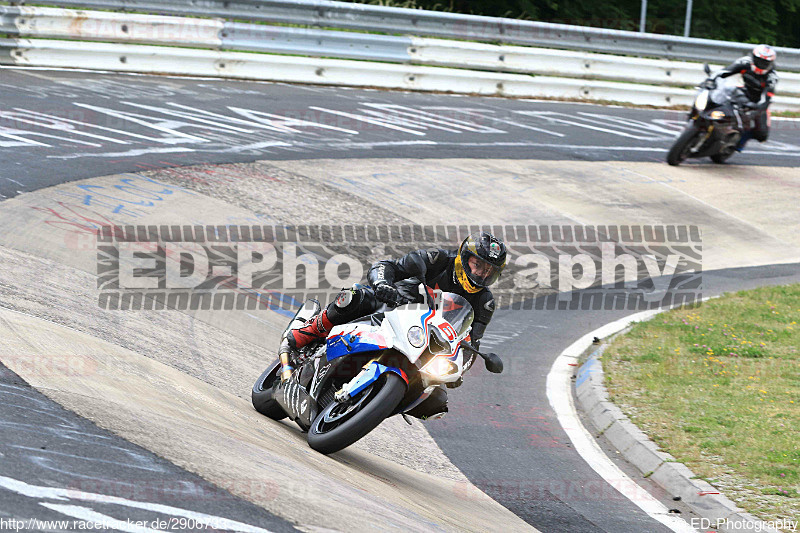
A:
571;309;782;533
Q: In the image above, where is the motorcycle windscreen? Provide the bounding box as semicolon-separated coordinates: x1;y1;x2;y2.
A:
438;292;474;336
710;83;740;106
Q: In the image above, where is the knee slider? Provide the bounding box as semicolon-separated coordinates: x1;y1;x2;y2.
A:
333;287;367;312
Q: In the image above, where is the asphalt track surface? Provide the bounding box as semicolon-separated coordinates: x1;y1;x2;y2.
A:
430;263;800;532
0;363;297;532
1;67;799;199
1;66;799;532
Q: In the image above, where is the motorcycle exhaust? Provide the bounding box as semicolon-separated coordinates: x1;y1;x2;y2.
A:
278;338;293;382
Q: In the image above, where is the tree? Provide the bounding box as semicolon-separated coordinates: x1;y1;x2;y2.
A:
357;0;800;47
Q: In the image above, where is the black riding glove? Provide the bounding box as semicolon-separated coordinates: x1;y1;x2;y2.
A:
374;282;406;307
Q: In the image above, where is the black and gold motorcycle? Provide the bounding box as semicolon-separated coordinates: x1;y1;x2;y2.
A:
667;64;758;166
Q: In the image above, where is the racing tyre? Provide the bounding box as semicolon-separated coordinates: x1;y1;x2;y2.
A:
307;372;406;454
252;360;287;420
667;128;699;166
710;151;735;164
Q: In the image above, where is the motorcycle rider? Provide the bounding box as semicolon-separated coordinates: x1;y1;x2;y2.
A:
712;44;778;151
284;231;508;419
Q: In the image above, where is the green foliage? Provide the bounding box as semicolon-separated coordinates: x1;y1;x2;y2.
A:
351;0;800;48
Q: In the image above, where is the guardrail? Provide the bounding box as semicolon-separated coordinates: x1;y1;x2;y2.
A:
5;0;800;71
0;38;706;107
407;38;800;96
2;5;800;110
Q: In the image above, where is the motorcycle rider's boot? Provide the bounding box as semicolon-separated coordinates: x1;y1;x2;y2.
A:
736;131;753;152
287;309;333;350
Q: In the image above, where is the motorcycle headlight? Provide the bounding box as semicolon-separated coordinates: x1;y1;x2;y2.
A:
423;357;458;378
407;326;425;348
710;110;726;120
695;91;709;111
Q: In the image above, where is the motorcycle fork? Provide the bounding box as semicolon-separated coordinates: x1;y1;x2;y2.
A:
334;356;380;402
691;125;714;152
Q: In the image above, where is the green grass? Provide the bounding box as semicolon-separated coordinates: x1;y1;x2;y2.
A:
603;284;800;522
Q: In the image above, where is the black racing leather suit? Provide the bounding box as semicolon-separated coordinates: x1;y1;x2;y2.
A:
367;248;496;348
716;56;778;142
323;248;497;419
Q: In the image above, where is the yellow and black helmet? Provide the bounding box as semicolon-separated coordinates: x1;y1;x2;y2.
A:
454;232;507;293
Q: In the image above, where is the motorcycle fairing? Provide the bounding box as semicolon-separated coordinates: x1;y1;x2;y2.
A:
400;385;438;414
273;377;314;429
342;361;408;398
326;323;392;361
383;304;437;363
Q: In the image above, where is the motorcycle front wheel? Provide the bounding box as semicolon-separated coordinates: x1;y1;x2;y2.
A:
667;127;699;166
307;372;406;454
710;150;735;164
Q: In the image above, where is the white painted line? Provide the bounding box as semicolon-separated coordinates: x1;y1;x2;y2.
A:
40;503;163;533
123;102;262;134
700;150;800;156
306;140;438;149
546;309;697;533
314;140;800;157
431;142;663;150
0;475;275;533
577;112;682;137
226;106;360;135
13;108;180;144
515;111;671;141
308;107;428;136
217;141;292;153
0;130;51;147
363;103;507;134
423;107;566;137
45;147;195;159
0;111;129;145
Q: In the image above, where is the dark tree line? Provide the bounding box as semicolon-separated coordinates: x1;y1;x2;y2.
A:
362;0;800;48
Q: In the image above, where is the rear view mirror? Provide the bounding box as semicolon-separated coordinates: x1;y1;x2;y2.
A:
704;63;711;76
483;352;504;374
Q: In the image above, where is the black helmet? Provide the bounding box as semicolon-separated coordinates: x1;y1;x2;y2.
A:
751;44;776;75
454;231;507;293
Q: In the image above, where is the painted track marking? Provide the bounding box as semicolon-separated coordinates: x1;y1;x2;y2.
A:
546;310;698;533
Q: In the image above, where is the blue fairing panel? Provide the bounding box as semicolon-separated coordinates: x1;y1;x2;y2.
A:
346;362;407;397
326;327;389;361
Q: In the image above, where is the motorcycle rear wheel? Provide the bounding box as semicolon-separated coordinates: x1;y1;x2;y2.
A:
251;360;288;420
307;372;406;454
667;128;699;166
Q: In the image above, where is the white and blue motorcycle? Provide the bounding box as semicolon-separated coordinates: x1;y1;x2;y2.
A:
251;285;503;454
